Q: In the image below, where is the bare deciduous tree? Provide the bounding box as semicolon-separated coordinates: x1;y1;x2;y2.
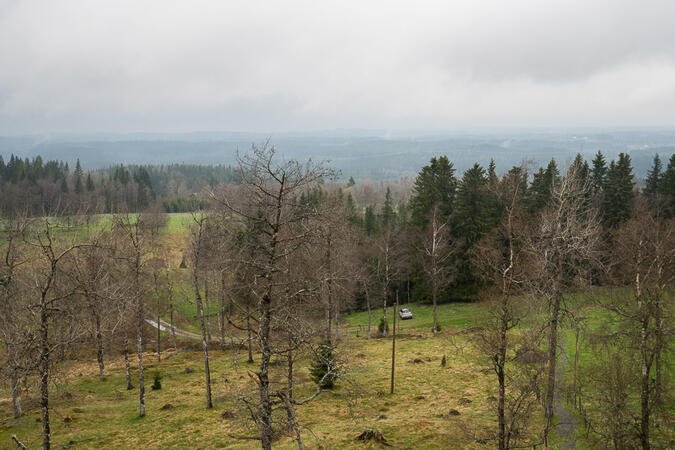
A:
525;165;602;446
210;142;334;449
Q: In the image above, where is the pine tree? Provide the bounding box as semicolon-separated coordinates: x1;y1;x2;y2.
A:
409;156;456;227
603;153;635;228
347;176;356;187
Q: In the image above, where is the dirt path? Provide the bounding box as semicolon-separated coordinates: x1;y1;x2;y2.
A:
554;339;580;449
145;318;246;345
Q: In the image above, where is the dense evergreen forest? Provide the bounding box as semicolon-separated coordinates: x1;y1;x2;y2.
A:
1;146;673;449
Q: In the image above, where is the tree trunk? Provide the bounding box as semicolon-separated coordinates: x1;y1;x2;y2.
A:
325;280;332;344
11;366;22;418
382;281;388;336
220;272;226;347
497;297;507;450
247;304;254;363
136;294;145;417
543;293;561;446
156;288;161;363
194;271;213;408
205;275;211;341
95;309;105;380
259;293;273;450
169;295;177;350
390;291;398;394
364;282;372;338
286;344;294;433
124;336;133;390
639;313;650;450
282;394;304;450
573;325;580;408
432;278;438;335
39;304;51;450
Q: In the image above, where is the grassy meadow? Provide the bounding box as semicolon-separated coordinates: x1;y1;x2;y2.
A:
1;303;510;449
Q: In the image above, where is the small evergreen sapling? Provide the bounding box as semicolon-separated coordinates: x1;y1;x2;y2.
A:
310;344;338;389
151;371;162;390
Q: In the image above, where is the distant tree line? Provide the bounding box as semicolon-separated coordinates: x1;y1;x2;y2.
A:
0;156;237;216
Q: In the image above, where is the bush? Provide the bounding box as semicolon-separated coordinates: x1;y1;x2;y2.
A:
151;371;163;390
378;317;389;336
310;344;338;389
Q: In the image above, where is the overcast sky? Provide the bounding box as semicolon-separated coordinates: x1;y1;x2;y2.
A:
1;0;674;134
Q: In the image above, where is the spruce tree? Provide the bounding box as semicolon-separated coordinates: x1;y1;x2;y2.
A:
527;159;559;211
74;161;84;194
659;154;675;217
603;153;635;228
60;176;69;193
86;173;95;191
379;187;396;230
452;163;494;298
364;205;377;236
644;154;662;197
409;156;456;227
454;163;492;246
591;150;607;193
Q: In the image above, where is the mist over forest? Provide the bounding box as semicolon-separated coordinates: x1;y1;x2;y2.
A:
2;128;673;180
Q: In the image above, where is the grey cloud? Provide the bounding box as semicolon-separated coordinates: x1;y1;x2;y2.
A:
0;0;674;133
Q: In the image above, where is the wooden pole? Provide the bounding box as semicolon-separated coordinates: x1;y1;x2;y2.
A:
390;290;398;395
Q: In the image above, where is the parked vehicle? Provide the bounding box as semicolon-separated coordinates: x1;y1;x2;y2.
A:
398;308;413;320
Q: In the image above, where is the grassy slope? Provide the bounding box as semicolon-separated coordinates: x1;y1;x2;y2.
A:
0;311;509;449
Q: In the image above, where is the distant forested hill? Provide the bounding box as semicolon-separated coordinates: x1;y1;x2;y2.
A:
1;129;674;180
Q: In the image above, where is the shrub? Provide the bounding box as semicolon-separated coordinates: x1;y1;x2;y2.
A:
151;371;163;390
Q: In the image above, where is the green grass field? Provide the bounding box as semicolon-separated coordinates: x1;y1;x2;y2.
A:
0;312;511;449
344;301;486;333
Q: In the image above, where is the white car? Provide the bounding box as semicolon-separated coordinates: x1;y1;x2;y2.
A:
398;308;413;320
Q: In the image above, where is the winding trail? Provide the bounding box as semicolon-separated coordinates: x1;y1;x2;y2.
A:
145;318;247;345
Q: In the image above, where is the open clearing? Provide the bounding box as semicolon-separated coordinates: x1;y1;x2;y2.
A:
0;302;523;449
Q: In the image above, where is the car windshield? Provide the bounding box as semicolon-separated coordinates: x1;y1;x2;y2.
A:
401;309;410;313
